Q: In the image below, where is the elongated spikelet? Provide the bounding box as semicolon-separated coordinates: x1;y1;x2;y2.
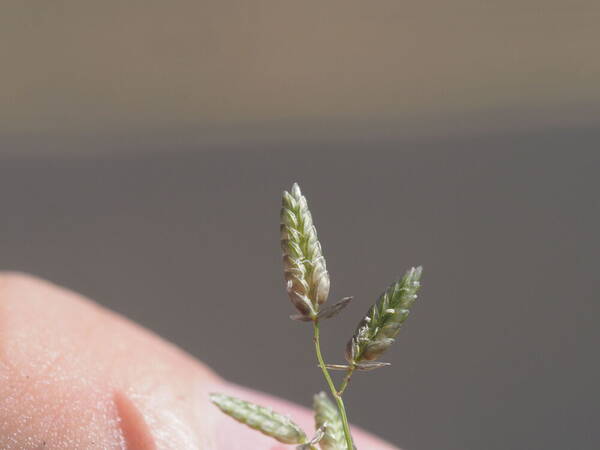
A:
209;393;307;444
313;392;349;450
281;183;330;319
346;267;422;364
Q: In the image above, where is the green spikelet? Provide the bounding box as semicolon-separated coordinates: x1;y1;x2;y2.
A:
209;393;307;445
281;183;330;319
313;392;348;450
346;266;422;364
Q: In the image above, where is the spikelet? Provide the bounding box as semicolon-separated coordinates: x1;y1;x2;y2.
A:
297;426;326;450
281;183;330;319
313;392;349;450
209;393;307;444
346;267;422;364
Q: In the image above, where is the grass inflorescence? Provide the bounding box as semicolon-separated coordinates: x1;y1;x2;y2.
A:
313;392;348;450
210;183;424;449
281;183;330;320
209;393;307;445
346;267;422;365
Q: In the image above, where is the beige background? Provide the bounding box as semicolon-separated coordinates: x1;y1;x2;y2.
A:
2;1;600;151
1;2;599;450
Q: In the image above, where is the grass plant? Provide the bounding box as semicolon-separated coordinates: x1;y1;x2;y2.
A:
210;183;423;449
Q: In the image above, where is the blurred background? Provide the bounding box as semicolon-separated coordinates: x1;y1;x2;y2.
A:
1;2;599;449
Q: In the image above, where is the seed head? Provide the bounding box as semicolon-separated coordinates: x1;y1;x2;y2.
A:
313;392;349;450
281;183;330;319
346;266;422;364
210;393;307;444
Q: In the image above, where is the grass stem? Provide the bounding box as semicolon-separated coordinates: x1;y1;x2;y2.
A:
313;320;354;449
337;367;355;396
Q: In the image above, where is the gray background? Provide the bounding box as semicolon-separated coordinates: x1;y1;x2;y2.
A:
2;138;599;450
2;2;600;449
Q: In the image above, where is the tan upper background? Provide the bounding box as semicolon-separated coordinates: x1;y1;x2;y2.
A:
2;1;599;153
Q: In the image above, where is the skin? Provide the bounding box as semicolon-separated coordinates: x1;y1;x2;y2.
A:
0;272;398;449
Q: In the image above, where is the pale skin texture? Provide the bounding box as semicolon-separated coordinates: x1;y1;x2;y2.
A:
0;272;398;449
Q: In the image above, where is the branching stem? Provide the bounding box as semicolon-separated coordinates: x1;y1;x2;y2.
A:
337;367;355;396
313;320;354;449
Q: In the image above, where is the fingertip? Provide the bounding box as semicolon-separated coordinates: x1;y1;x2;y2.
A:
0;273;398;449
0;272;219;449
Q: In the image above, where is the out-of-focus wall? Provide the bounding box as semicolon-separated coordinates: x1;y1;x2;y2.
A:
2;140;600;450
2;1;599;152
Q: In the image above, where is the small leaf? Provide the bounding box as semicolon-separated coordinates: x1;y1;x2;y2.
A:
313;392;349;449
210;393;307;444
324;364;352;371
317;297;353;320
355;361;391;371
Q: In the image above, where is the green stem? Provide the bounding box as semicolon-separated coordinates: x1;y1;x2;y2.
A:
313;320;354;449
337;366;355;396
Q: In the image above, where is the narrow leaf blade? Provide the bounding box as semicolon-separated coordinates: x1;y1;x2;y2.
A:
317;297;353;320
355;361;391;371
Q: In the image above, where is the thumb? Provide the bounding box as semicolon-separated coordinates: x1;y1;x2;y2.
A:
0;272;397;449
